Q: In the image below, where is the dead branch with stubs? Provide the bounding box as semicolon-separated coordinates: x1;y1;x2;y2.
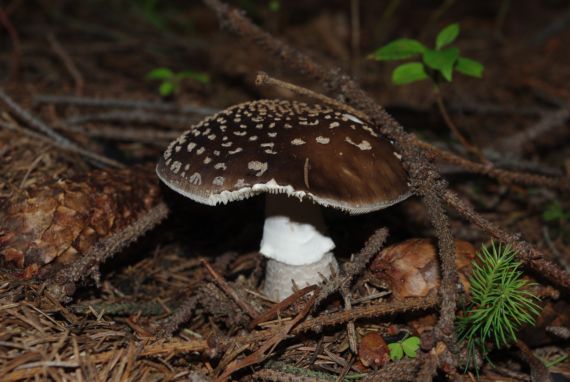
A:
1;1;569;381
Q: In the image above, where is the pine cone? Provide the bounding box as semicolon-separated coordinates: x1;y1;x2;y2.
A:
370;238;476;299
0;165;161;278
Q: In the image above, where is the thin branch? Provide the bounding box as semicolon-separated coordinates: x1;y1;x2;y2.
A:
496;106;570;155
156;296;199;338
226;295;438;349
216;292;317;381
0;7;21;79
443;190;570;289
350;0;360;77
45;202;170;301
0;89;123;168
340;285;357;354
316;228;388;307
33;94;219;115
202;259;259;319
47;32;85;96
416;139;570;191
59;123;181;143
62;110;194;128
249;285;317;330
255;71;368;122
434;89;489;164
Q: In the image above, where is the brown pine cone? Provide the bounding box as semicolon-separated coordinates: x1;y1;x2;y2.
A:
370;238;476;299
0;164;161;278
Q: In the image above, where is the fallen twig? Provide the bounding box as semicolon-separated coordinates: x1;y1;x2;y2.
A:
250;285;317;330
0;7;21;79
516;340;551;382
216;292;317;381
316;228;388;307
202;259;259;319
496;106;570;155
34;94;219;115
156;296;199;338
45;202;170;301
417;139;570;191
443;190;570;289
62;110;194;128
47;33;85;96
0;90;123;168
60;123;181;143
434;89;489;164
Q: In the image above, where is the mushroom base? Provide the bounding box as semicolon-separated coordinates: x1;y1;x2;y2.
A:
262;252;338;301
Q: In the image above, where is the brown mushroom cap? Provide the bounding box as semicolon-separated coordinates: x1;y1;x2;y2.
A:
156;99;410;214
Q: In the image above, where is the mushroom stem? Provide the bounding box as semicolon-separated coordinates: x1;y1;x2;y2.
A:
260;194;337;300
263;254;338;301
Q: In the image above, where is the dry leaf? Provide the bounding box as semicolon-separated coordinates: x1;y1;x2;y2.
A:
358;331;390;369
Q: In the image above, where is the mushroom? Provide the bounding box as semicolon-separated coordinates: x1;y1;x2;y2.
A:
156;99;410;300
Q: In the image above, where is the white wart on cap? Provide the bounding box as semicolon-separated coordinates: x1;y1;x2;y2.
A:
156;99;410;214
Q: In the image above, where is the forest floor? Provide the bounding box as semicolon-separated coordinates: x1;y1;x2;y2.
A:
0;1;569;381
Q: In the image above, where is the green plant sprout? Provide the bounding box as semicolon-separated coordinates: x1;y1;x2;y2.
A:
387;335;421;361
146;67;209;97
368;23;483;85
369;23;486;160
542;201;570;223
268;0;280;12
456;242;541;371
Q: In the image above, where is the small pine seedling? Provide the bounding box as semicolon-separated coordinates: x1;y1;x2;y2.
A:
368;23;484;85
456;242;541;370
146;67;209;97
388;335;421;361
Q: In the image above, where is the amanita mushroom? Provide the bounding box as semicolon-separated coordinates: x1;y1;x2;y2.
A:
156;99;410;300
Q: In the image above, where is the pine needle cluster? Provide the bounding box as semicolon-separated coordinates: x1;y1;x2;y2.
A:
456;241;541;369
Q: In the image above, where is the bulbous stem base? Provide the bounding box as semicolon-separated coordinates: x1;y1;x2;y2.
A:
262;252;338;301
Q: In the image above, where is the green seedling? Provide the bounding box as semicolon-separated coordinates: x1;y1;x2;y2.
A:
456;242;541;371
369;23;486;159
146;67;209;97
387;335;421;361
369;23;484;85
268;0;280;12
542;201;570;223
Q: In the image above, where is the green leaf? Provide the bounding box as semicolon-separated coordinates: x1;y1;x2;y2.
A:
159;81;175;96
423;47;460;81
177;70;210;84
146;67;174;80
268;0;280;12
388;343;404;361
542;202;568;222
369;39;427;61
456;57;484;78
392;62;428;85
401;336;421;358
436;23;460;50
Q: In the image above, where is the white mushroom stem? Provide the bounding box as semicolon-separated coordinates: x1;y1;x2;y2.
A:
260;194;338;301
